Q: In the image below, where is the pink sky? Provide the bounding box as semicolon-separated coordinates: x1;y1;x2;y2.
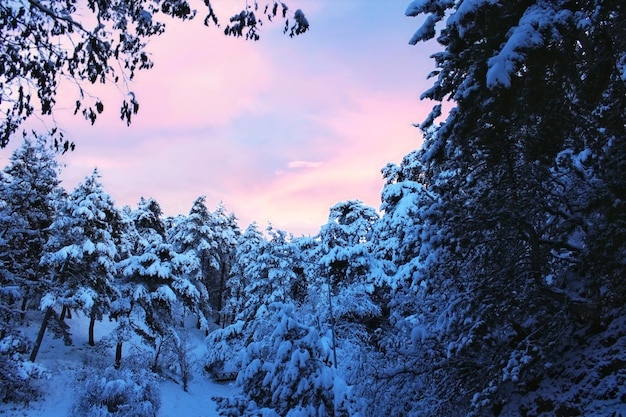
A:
3;1;438;236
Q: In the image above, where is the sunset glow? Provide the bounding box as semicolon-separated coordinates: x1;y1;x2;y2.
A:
4;1;436;235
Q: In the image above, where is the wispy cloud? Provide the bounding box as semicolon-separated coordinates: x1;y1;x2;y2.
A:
287;160;324;169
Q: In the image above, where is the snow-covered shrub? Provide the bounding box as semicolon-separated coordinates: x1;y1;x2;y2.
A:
70;365;160;417
0;325;44;403
205;319;246;380
215;302;357;417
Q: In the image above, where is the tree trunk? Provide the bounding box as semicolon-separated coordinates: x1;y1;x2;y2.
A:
88;313;96;346
115;342;123;369
60;305;74;320
328;281;338;369
218;261;227;328
20;295;29;322
30;307;52;362
152;339;163;373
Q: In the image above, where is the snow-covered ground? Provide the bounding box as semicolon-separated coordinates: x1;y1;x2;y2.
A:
0;312;238;417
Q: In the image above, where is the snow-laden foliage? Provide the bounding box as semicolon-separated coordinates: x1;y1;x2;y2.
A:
208;226;315;380
168;197;240;322
0;322;44;402
206;202;240;320
39;169;122;348
2;4;626;414
318;200;380;297
366;1;626;415
205;319;247;380
114;198;204;359
167;196;214;323
0;137;62;381
237;227;302;321
0;136;62;314
314;200;385;393
222;222;268;323
215;302;356;417
70;365;161;417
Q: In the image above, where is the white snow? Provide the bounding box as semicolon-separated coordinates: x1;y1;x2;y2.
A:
408;13;438;44
0;311;239;417
75;287;96;310
39;293;56;310
82;239;96;255
447;0;498;35
155;285;177;303
486;4;558;88
405;0;454;17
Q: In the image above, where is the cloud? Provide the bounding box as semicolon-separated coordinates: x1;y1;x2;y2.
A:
221;87;431;235
287;160;324;169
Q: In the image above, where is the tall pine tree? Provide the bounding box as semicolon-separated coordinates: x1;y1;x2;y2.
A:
0;136;62;318
371;1;626;414
39;169;122;355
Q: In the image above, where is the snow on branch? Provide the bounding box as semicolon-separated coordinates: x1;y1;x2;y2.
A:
486;4;560;88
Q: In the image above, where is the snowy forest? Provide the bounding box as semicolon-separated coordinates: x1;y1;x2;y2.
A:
2;0;626;416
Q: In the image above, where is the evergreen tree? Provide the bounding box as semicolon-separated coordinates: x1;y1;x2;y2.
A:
317;200;382;375
174;197;241;325
369;1;626;414
408;0;626;304
0;137;62;398
168;198;239;325
202;202;240;324
167;196;216;329
133;197;167;239
115;197;201;369
238;226;301;321
214;302;354;417
367;149;459;415
206;225;315;382
318;200;381;323
0;136;62;318
38;169;122;355
222;222;267;323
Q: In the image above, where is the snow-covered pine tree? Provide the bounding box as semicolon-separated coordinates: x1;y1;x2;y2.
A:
316;200;382;383
167;198;240;325
365;149;458;416
380;0;626;414
0;136;61;399
215;302;355;417
206;225;316;383
167;195;217;330
109;204;143;367
116;197;201;371
205;202;240;324
318;200;381;323
0;136;62;319
38;169;123;355
239;226;302;320
207;222;263;380
221;222;266;325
